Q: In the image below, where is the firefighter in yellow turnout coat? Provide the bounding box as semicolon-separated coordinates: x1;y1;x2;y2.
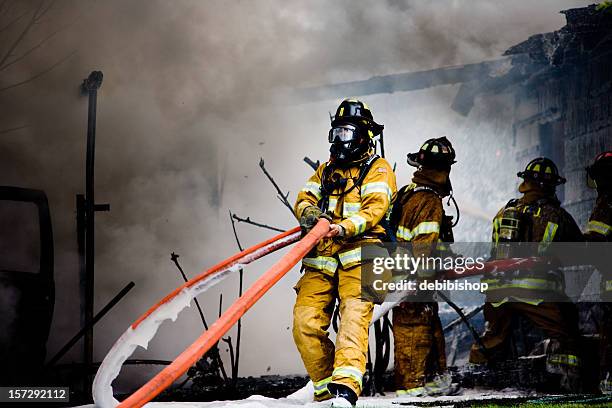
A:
391;137;456;397
293;99;397;405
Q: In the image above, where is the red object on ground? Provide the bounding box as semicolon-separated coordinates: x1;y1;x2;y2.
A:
117;219;330;408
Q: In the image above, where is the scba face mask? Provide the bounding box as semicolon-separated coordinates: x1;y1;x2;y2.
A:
328;124;368;163
329;124;358;143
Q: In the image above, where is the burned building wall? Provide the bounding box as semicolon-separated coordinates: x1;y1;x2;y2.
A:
507;4;612;227
495;4;612;311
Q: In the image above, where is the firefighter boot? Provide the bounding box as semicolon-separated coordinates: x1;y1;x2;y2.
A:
328;383;358;407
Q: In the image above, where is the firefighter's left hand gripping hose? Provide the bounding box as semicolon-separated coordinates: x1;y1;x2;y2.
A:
108;219;330;408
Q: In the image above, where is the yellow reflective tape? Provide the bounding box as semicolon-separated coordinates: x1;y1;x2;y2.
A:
396;225;412;241
424;379;444;391
514;296;543;305
338;248;361;268
586;220;611;236
302;182;322;200
361;181;392;201
396;222;439;242
484;278;561;292
343;201;361;216
385;204;393;221
545;166;552;174
313;376;332;394
328;198;338;213
533;164;541;172
493;218;500;243
339;107;344;116
347;214;367;234
491;297;543;307
605;280;612;292
332;366;363;388
431;145;439;153
491;298;509;307
549;354;580;367
539;221;558;254
303;256;338;274
542;222;558;242
412;221;440;237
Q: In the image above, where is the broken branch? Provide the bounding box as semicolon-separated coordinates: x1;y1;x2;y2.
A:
228;210;244;251
0;25;68;72
222;336;235;386
0;50;75;93
231;213;284;233
259;157;293;215
227;210;243;385
0;0;45;68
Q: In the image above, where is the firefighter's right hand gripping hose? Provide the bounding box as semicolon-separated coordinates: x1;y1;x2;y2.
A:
115;218;330;408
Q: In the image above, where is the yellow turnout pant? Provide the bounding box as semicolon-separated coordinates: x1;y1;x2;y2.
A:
293;265;373;398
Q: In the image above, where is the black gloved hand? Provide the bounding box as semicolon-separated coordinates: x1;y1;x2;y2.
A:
300;206;332;233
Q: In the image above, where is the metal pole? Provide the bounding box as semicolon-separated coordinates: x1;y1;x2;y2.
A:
46;282;135;368
76;194;85;355
79;71;107;392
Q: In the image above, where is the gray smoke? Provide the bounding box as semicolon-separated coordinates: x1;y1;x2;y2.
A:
0;0;590;389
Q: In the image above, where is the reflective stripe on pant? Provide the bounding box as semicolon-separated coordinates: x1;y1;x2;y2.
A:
313;376;332;401
293;265;373;396
469;302;579;365
392;302;446;390
548;353;580;367
302;255;338;276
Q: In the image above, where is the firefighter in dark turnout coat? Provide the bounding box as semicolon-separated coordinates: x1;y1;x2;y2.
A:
470;157;583;391
584;151;612;394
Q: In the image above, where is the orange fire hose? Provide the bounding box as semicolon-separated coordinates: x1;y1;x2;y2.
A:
117;219;330;408
132;226;302;329
94;225;305;407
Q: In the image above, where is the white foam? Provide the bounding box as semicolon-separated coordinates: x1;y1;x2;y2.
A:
93;231;301;408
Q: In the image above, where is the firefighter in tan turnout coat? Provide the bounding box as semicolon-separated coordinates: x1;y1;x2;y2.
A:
391;137;457;397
